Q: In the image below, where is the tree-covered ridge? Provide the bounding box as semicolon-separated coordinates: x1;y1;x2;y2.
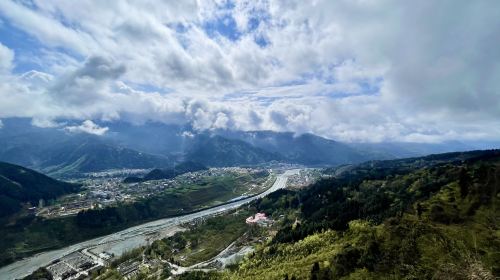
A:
235;150;499;279
178;150;499;279
0;161;79;219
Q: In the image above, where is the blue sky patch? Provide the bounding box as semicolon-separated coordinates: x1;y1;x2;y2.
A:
203;14;241;41
0;18;83;74
0;20;45;73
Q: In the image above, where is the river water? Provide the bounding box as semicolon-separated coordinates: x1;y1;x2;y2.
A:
0;169;299;280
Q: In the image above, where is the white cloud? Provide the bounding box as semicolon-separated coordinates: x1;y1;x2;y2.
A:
181;131;195;138
0;1;499;142
0;42;14;73
31;117;60;128
0;1;96;54
65;120;109;135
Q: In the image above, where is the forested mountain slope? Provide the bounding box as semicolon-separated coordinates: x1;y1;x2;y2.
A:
0;162;79;219
180;150;500;279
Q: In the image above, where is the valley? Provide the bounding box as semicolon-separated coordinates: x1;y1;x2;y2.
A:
0;164;289;267
16;149;495;280
92;150;499;280
1;118;489;178
34;167;274;220
1;169;301;280
1;148;499;279
1;3;498;279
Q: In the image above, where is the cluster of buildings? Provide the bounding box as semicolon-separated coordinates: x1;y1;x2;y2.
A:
33;167;270;220
45;252;100;280
34;176;165;219
246;213;273;227
286;169;322;189
83;168;149;179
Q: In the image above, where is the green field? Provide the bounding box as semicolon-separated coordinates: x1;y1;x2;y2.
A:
162;172;271;207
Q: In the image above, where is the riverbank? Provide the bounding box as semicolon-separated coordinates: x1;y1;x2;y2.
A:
0;170;299;279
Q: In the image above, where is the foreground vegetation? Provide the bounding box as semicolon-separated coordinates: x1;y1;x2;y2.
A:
176;150;499;279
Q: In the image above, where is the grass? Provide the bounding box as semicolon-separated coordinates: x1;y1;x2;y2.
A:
162;172;271;208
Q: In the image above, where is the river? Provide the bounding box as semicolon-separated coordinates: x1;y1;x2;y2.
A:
0;169;300;280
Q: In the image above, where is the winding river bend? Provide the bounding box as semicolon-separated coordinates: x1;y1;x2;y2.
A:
0;169;300;280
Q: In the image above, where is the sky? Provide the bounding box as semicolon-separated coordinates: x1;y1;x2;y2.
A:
0;0;499;142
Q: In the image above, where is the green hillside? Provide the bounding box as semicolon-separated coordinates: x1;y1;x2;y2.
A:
0;162;79;219
175;150;500;279
40;137;172;177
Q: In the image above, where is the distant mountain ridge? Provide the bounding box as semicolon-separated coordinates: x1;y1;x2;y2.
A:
0;119;172;177
347;141;477;159
1;118;496;176
215;130;370;165
184;134;283;167
39;136;172;177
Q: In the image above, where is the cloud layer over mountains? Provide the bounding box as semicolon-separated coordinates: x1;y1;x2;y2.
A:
0;0;499;142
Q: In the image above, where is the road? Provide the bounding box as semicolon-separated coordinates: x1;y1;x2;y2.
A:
0;169;299;280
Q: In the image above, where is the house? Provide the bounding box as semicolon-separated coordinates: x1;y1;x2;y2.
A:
246;213;273;227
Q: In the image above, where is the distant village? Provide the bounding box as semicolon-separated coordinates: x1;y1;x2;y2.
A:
30;167;273;219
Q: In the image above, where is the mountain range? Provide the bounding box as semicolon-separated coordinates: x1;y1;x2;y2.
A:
216;130;369;165
0;118;496;177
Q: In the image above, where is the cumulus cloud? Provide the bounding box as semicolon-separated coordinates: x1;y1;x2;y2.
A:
0;1;96;54
65;120;109;135
49;56;126;105
0;1;499;142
